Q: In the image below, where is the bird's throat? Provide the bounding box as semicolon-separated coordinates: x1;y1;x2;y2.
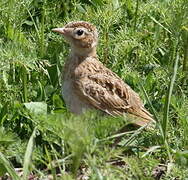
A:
70;46;97;58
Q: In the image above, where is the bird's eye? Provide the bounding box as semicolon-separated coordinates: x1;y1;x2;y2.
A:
76;29;84;36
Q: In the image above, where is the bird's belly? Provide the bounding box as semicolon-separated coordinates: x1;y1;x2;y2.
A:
62;80;91;114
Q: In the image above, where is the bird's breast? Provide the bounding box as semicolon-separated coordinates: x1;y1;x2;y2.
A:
62;79;91;114
62;66;92;114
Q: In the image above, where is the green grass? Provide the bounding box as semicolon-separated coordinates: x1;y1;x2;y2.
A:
0;0;188;179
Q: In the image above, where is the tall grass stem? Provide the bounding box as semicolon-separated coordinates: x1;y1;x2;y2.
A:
134;0;139;31
162;47;179;140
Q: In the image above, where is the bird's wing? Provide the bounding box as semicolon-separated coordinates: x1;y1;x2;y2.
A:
73;59;154;126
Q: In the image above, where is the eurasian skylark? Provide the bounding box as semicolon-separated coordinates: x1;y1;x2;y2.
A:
52;21;154;127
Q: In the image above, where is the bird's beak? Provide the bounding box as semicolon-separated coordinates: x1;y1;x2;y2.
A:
52;28;66;34
52;27;72;36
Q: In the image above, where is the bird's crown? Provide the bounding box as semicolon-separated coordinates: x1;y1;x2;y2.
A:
64;21;97;32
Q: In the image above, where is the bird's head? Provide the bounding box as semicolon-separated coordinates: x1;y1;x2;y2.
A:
52;21;98;56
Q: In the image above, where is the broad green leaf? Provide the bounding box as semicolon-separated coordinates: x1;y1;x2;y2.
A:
23;127;37;180
24;102;47;114
47;64;60;87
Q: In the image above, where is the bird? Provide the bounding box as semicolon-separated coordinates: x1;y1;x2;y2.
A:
52;21;154;127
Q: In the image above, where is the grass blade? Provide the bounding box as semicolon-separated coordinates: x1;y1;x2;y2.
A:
134;0;139;30
140;84;159;123
0;152;20;180
140;84;164;137
44;145;57;180
121;124;148;146
23;127;37;180
21;65;28;102
141;145;161;158
162;52;179;139
24;7;40;40
149;15;172;34
40;4;45;58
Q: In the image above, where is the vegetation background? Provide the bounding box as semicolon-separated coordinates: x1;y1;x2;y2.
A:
0;0;188;179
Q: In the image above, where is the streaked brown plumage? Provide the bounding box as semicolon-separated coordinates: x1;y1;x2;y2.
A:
52;21;154;127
